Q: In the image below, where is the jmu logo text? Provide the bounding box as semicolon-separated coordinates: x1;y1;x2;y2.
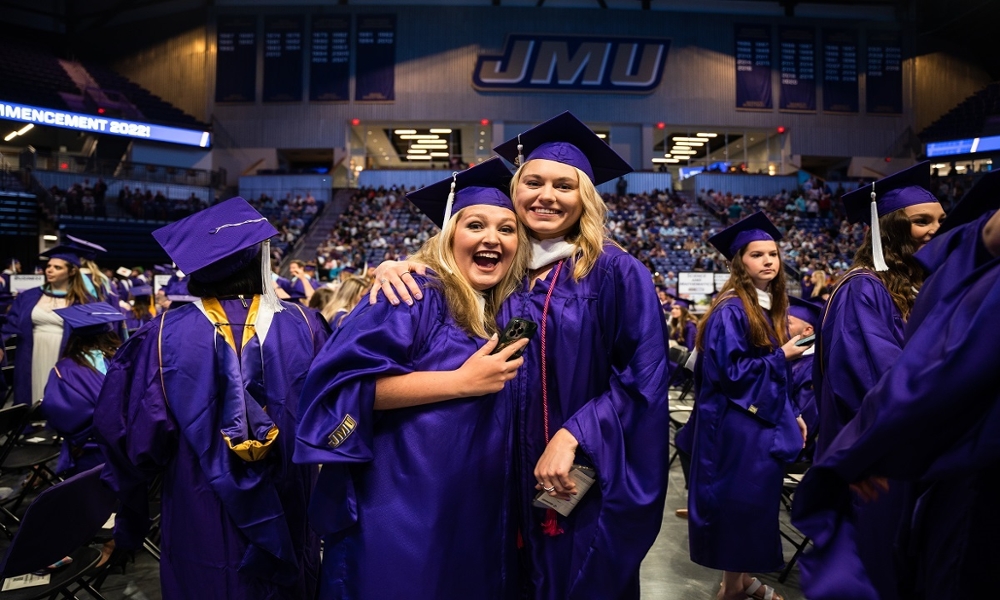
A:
473;35;670;93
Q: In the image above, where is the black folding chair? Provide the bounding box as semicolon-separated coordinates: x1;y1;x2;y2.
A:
0;464;117;599
0;405;63;517
778;467;812;583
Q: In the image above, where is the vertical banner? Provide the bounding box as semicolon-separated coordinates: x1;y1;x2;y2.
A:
216;16;257;103
779;27;816;112
263;16;304;102
735;24;772;110
310;15;351;102
822;29;859;113
355;14;396;102
866;31;903;115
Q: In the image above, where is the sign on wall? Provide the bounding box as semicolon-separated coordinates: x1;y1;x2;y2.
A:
678;272;715;295
355;14;396;101
216;16;257;103
735;24;773;110
779;27;816;112
822;29;859;113
310;16;351;102
263;16;304;103
473;35;670;93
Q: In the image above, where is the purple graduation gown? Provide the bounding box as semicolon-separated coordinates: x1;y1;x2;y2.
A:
40;357;107;475
94;297;326;600
812;270;906;600
497;246;672;600
294;276;516;599
2;287;76;405
682;295;802;572
793;211;1000;599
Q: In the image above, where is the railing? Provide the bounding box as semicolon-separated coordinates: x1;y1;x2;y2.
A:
29;153;220;188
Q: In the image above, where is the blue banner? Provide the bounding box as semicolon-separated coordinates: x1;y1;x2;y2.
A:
735;24;772;110
472;35;670;93
822;29;859;113
779;27;816;112
866;31;903;115
309;15;351;102
263;16;303;103
355;14;395;102
216;16;257;103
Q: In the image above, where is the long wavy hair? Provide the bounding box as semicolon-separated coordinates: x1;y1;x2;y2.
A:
696;244;790;351
45;261;92;306
850;208;924;320
62;330;122;373
320;276;371;327
410;206;530;338
81;259;109;301
669;305;699;345
510;162;615;282
131;292;154;320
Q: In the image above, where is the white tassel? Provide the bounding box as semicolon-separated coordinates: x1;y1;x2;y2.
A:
870;184;889;272
260;239;285;312
441;172;459;227
516;134;524;166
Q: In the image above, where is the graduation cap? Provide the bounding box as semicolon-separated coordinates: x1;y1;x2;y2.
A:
115;266;132;278
406;157;514;229
131;285;153;297
39;245;84;267
493;111;632;185
707;211;783;261
166;294;199;306
668;294;691;309
153;264;175;275
63;235;107;262
151;197;283;312
53;304;125;336
841;161;938;271
937;170;1000;235
788;296;823;329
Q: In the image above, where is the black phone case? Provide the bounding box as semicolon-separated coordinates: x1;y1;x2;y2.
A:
492;318;538;360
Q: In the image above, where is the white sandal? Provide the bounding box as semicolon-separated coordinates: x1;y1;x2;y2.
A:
745;577;780;600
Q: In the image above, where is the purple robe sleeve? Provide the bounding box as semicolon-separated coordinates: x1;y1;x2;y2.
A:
93;322;179;550
684;321;697;351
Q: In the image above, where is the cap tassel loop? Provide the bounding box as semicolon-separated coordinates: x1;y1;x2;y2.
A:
260;239;285;313
869;184;889;272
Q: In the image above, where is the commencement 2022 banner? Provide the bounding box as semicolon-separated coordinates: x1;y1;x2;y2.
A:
216;16;257;103
779;27;816;112
866;31;903;115
735;24;772;110
263;16;303;102
310;16;351;102
355;14;395;102
822;29;859;113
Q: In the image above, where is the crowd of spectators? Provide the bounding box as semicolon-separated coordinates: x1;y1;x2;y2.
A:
246;191;322;259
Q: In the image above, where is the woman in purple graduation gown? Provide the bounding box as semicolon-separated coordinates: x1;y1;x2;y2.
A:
295;159;530;599
680;212;807;600
374;113;673;600
95;198;329;600
40;304;125;476
812;162;944;600
123;285;156;333
669;297;699;351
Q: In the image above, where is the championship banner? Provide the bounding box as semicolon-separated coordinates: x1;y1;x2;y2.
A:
822;29;859;113
309;15;351;102
216;16;257;103
263;16;304;103
735;24;773;111
779;27;816;112
355;14;396;102
866;31;903;115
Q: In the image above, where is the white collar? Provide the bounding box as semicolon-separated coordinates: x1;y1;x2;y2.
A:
755;288;772;310
529;237;577;270
802;344;815;356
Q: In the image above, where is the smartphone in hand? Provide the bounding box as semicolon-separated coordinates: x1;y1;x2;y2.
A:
795;334;816;347
492;318;538;360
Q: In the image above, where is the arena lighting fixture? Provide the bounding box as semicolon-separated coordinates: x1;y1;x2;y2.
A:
411;144;448;149
429;128;452;134
672;136;707;142
696;133;718;138
394;129;417;135
430;152;450;157
673;140;706;146
671;149;698;155
407;148;427;154
596;133;607;139
399;134;440;140
406;155;432;160
43;234;59;241
16;123;34;135
3;131;16;142
651;158;681;164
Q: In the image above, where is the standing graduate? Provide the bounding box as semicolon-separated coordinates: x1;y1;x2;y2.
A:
787;296;821;461
41;303;124;476
94;197;328;600
792;172;1000;600
678;212;807;600
295;159;530;599
811;162;944;600
123;285;156;334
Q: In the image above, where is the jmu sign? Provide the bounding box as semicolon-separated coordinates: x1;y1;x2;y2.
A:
473;35;670;93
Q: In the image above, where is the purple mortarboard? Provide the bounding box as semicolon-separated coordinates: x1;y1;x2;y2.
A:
131;285;153;297
39;245;83;267
153;264;175;275
937;170;1000;234
493;111;633;185
54;303;124;336
406;157;514;228
669;294;691;309
708;212;783;261
788;296;823;329
166;294;199;306
63;235;107;261
841;161;936;225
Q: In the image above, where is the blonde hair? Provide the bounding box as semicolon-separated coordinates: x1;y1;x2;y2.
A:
324;276;370;326
81;259;110;300
510;161;613;282
411;206;529;338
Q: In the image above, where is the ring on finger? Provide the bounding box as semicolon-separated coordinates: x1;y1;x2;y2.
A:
379;278;388;284
543;485;556;492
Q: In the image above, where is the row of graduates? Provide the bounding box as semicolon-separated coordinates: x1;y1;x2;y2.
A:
24;112;677;600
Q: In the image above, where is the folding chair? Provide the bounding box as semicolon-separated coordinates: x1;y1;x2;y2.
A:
0;405;63;517
0;464;117;600
0;404;31;536
777;468;812;583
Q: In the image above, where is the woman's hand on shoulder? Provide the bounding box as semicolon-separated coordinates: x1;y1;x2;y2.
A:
369;260;428;306
452;335;528;397
780;334;807;361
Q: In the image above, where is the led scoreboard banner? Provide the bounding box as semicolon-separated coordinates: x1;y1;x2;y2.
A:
0;101;211;147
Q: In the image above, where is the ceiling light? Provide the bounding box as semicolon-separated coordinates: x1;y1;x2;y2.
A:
671;149;698;155
674;141;706;146
16;124;34;135
672;136;705;142
696;133;718;138
406;155;432;160
596;133;607;139
430;152;450;157
429;128;452;134
407;148;427;154
394;129;417;135
3;132;16;142
43;234;59;241
400;134;440;140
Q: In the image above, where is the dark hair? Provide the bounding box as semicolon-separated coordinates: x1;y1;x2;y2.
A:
187;251;263;298
851;208;923;320
131;293;153;319
63;330;122;372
